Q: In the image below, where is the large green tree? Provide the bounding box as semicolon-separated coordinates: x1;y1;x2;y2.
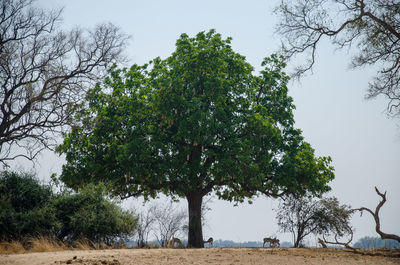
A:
58;30;334;248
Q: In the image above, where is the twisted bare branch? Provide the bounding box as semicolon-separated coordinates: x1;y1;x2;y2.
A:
353;187;400;243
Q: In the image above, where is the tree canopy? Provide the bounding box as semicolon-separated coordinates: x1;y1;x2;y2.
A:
58;30;335;247
275;0;400;116
276;195;353;247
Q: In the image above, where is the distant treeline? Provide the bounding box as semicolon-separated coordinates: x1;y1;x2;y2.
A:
127;239;293;248
127;238;400;249
353;237;399;249
211;240;293;248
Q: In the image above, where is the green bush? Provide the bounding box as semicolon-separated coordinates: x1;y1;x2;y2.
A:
0;171;137;244
0;171;60;239
52;183;137;244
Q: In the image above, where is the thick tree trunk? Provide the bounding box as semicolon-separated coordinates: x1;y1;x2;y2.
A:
187;191;204;248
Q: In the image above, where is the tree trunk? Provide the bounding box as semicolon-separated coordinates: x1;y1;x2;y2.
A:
187;191;204;248
294;227;303;247
294;237;301;248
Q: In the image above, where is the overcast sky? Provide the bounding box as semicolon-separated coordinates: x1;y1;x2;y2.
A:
29;0;400;244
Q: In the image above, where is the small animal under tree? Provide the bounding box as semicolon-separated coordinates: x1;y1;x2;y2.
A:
263;237;280;248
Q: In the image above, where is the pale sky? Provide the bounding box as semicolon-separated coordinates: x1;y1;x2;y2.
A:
26;0;400;245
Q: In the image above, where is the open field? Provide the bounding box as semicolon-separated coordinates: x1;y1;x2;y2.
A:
1;248;399;265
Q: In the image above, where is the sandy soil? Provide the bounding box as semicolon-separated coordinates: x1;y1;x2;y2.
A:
1;248;399;265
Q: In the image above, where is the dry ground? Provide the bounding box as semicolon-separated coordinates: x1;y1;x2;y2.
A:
1;247;399;265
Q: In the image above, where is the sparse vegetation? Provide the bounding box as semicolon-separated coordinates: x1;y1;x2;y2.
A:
149;202;187;247
134;201;187;248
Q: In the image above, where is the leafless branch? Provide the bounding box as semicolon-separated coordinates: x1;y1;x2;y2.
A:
353;186;400;243
0;0;129;164
275;0;400;116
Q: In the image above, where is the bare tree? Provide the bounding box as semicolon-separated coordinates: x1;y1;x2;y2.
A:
150;201;187;247
275;0;400;116
0;0;129;165
135;209;155;248
353;187;400;243
276;195;320;247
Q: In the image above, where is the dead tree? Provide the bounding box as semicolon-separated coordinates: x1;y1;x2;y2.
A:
353;187;400;243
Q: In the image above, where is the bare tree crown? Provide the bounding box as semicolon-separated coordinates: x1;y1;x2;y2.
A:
275;0;400;116
0;0;129;164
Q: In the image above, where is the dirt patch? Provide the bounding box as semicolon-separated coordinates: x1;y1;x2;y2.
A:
1;248;399;265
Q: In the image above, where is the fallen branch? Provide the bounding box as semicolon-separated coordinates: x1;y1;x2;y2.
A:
322;226;355;250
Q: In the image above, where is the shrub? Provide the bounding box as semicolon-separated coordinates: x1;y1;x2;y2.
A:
52;183;137;244
1;171;137;245
0;171;60;239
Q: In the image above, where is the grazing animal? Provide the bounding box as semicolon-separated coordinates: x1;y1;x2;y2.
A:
263;237;280;248
203;237;213;247
168;237;184;248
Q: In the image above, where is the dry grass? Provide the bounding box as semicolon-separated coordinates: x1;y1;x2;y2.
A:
0;240;25;254
74;239;95;251
74;239;115;251
28;236;68;253
0;237;68;254
0;237;122;254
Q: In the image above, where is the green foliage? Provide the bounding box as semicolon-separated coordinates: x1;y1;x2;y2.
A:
52;183;137;243
58;30;335;247
0;171;137;243
58;30;334;201
316;197;353;238
0;171;60;239
276;195;352;247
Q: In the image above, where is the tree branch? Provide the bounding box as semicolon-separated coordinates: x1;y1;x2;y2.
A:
353;187;400;243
